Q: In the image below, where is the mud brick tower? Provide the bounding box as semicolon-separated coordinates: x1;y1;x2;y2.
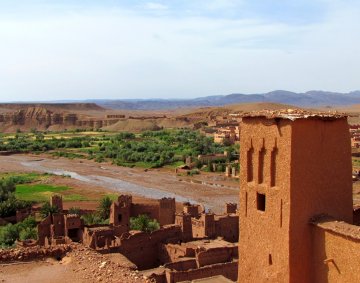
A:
50;195;63;212
159;197;176;226
238;111;353;283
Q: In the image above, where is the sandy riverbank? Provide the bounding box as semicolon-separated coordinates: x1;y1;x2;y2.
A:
0;154;239;213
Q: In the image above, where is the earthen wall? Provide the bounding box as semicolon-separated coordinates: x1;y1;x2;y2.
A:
118;225;182;270
215;215;239;242
164;259;197;271
159;198;176;226
311;224;360;282
238;118;292;282
165;261;238;283
290;118;353;282
130;204;159;222
196;247;237;267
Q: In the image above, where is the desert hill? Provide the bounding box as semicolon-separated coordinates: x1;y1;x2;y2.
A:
103;102;298;132
0;102;299;133
0;103;104;114
4;101;360;132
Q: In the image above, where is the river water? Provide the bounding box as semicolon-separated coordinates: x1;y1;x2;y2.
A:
21;160;200;205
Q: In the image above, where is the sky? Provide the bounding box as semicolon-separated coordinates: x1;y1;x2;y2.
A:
0;0;359;102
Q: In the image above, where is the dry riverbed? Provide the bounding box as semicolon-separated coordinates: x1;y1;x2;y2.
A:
0;154;239;213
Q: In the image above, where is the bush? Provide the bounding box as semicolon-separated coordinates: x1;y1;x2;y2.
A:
130;214;160;233
81;212;108;226
40;202;60;218
0;196;32;218
68;207;81;215
19;227;38;241
97;196;112;219
187;169;200;176
0;216;38;248
0;178;16;202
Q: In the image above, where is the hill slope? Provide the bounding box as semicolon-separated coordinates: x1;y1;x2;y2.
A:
88;90;360;110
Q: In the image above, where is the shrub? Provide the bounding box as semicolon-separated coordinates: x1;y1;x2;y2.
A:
40;202;60;218
81;213;108;226
19;227;38;241
130;214;160;233
97;196;112;219
0;197;32;218
0;216;37;248
0;178;16;202
68;207;81;215
187;169;200;176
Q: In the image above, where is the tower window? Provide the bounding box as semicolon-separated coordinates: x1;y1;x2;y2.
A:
270;147;278;187
257;193;266;211
247;147;254;182
258;147;266;184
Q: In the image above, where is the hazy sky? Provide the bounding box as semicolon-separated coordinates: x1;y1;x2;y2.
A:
0;0;359;102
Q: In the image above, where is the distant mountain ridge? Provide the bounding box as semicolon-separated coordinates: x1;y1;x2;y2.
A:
87;90;360;110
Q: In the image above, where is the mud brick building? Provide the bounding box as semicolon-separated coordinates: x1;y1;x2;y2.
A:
238;110;360;283
38;196;84;245
109;195;176;227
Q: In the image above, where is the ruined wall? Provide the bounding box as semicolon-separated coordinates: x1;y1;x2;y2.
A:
196;247;237;267
175;213;192;242
159;198;176;226
118;225;182;270
215;215;239;242
83;227;116;249
109;195;132;227
191;214;216;239
183;204;201;218
50;195;63;212
311;222;360;283
64;215;83;242
0;244;74;262
130;204;159;223
164;258;197;271
225;203;237;214
165;261;238;283
51;214;65;238
37;215;52;246
159;243;195;263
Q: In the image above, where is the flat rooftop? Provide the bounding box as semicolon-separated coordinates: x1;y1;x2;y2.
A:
179;275;235;283
183;238;237;249
241;109;347;121
311;214;360;240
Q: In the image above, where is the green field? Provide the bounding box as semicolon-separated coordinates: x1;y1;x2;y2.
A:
15;184;87;202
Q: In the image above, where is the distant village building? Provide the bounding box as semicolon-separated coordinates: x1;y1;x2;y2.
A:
214;126;239;144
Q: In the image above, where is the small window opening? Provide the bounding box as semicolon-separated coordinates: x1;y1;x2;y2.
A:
270;148;278;187
258;148;266;184
118;214;122;222
247;147;254;182
257;193;266;211
269;254;273;265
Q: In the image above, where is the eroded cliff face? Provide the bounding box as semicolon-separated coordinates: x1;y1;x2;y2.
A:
0;107;121;132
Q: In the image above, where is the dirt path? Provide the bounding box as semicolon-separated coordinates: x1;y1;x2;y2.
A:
0;154;239;213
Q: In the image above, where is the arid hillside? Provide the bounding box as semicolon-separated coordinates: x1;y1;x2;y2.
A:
0;102;303;132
